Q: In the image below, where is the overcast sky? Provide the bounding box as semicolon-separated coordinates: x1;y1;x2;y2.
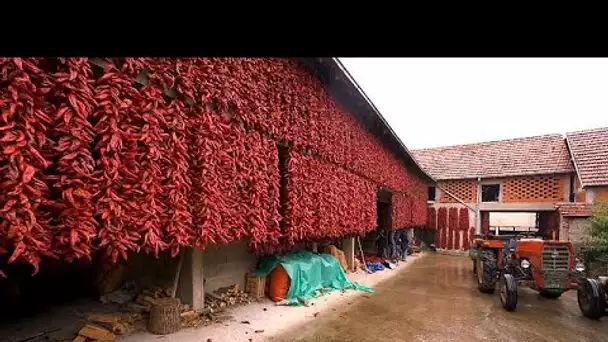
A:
339;58;608;150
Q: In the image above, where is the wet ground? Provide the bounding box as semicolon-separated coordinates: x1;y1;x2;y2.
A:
271;253;608;342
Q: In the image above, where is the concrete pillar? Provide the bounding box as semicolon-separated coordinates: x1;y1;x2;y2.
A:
343;237;355;272
177;247;204;311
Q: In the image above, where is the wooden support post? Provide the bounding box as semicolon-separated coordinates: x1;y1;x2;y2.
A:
343;237;355;271
176;247;204;312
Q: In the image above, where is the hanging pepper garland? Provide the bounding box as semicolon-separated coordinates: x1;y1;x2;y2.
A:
0;58;57;274
427;207;437;230
449;208;459;250
437;208;447;249
45;58;98;263
459;208;470;250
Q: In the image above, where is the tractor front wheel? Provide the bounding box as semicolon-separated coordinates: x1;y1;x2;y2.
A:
578;278;606;320
500;273;518;311
477;249;497;293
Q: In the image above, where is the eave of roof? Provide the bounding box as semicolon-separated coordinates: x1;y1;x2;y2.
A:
297;57;435;184
555;202;592;217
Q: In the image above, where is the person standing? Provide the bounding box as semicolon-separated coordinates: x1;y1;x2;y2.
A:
399;229;410;261
388;229;398;262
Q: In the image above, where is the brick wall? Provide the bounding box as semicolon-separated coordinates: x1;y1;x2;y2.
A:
502;175;565;203
594;188;608;202
439;180;477;203
574;177;586;202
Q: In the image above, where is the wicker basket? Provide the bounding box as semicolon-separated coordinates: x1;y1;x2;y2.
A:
246;272;266;299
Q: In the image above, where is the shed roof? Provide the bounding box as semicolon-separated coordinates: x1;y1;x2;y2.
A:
566;126;608;187
555;203;592;217
411;134;574;181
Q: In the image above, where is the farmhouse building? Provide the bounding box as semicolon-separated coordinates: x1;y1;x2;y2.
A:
412;126;608;251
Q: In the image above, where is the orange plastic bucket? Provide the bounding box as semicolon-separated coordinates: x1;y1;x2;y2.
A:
268;264;290;302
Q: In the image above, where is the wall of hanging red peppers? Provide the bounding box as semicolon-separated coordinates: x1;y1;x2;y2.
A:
0;57;428;273
283;149;376;249
430;206;472;250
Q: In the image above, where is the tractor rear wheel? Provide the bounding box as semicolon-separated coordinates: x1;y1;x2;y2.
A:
578;278;606;320
477;249;497;293
540;290;563;299
500;273;518;311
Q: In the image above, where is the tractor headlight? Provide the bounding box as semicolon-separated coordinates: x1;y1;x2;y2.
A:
521;259;531;269
575;260;585;272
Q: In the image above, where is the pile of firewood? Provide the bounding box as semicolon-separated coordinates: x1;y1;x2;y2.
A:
205;284;251;309
79;283;250;339
74;312;138;342
122;284;175;314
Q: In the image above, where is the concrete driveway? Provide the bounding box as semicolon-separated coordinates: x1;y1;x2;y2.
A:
271;253;608;342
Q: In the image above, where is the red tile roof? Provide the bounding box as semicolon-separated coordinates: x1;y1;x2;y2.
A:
566;127;608;187
412;134;574;181
556;203;592;217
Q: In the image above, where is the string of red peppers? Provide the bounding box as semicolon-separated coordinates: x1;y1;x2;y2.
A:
449;208;459;249
0;58;56;274
459;208;470;250
437;208;447;249
428;208;437;230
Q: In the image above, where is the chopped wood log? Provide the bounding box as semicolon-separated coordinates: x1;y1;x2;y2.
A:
206;292;224;301
78;324;116;341
165;286;174;298
73;336;88;342
148;297;181;335
216;284;239;294
87;313;122;325
142;289;156;297
113;322;132;335
142;295;158;306
180;310;199;322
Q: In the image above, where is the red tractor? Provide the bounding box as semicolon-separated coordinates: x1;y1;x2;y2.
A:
470;232;581;311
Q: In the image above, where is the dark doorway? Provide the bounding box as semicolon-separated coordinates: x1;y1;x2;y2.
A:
376;201;391;257
361;189;392;256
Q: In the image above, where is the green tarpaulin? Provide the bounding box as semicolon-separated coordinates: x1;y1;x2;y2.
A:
256;250;374;305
